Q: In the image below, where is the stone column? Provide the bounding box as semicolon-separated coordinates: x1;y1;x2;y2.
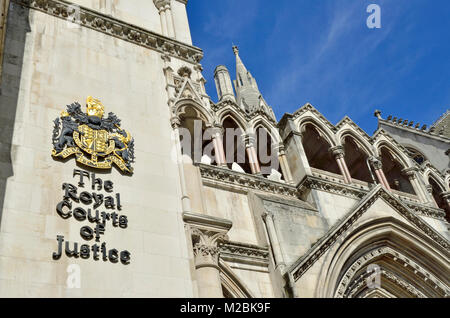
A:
154;0;173;37
171;117;191;213
330;146;352;184
244;134;261;175
164;4;176;38
211;126;227;167
276;143;294;184
262;212;285;270
183;213;232;298
426;185;439;208
440;192;450;215
402;168;428;202
369;157;391;190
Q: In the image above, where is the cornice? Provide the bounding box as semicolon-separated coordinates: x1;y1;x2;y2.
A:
298;175;368;200
198;164;298;198
13;0;203;64
183;212;232;231
298;175;446;220
219;241;269;267
378;117;450;143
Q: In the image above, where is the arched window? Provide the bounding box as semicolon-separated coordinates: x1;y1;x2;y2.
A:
406;147;427;165
428;177;449;221
342;136;373;183
222;117;252;174
179;107;214;164
302;124;340;174
379;147;415;195
255;126;281;178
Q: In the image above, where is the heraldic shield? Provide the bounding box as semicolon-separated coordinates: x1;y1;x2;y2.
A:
51;96;135;174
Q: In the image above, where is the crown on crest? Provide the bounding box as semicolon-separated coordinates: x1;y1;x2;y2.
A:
86;96;105;118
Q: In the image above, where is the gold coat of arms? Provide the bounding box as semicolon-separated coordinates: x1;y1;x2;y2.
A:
52;96;135;174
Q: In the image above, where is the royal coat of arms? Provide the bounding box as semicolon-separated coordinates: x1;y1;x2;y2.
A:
52;96;135;174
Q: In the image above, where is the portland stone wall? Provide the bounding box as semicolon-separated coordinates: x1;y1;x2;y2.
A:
0;2;195;297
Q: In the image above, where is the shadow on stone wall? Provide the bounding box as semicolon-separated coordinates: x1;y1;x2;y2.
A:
0;3;30;223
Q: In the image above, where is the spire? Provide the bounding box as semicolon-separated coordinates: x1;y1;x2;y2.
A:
232;46;276;121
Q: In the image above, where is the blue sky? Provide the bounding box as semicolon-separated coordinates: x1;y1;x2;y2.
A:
187;0;450;134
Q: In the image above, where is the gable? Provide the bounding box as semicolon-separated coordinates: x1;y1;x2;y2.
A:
287;185;450;282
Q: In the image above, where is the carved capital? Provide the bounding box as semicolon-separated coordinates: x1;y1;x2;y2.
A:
191;228;228;268
274;142;286;155
329;146;345;159
183;212;232;268
211;125;224;137
170;116;181;129
242;133;256;148
440;191;450;201
402;167;418;180
153;0;171;11
368;156;383;170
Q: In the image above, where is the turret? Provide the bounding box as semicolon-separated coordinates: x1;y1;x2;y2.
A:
214;65;235;102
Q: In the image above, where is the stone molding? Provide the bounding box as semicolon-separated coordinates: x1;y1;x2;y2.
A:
219;241;269;267
329;145;345;159
298;175;367;200
288;186;450;281
183;213;232;269
335;246;448;298
299;174;445;220
12;0;203;64
199;164;446;220
406;201;446;219
211;99;277;125
346;269;426;298
198;163;298;198
376;110;450;142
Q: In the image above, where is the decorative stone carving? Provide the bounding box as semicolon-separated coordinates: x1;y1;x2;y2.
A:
219;241;269;267
329;146;345;159
290;187;449;281
13;0;203;63
335;246;447;298
199;164;298;198
368;156;383;170
177;66;192;78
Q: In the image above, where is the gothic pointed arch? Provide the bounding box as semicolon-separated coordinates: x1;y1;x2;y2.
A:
423;168;446;191
426;173;449;220
298;117;336;148
217;108;249;132
219;260;254;298
337;129;375;158
373;135;412;169
340;134;374;183
377;142;415;194
318;217;450;298
300;122;340;175
250;117;281;143
175;99;215;126
221;115;252;174
254;125;281;177
175;102;215;164
287;186;450;298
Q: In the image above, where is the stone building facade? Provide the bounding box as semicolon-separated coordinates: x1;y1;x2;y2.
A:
0;0;448;298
